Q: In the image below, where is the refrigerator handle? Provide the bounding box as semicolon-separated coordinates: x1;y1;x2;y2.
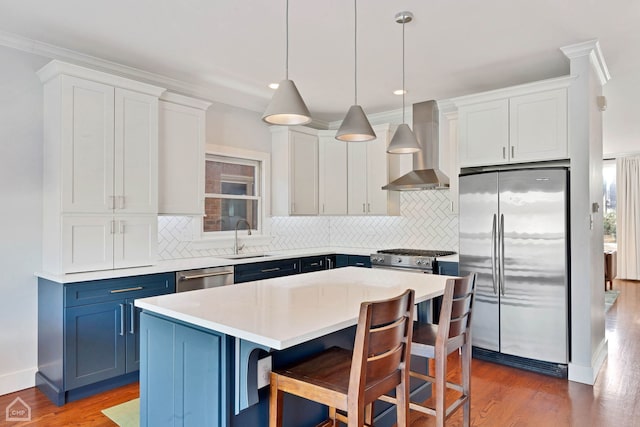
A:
491;214;498;295
500;213;506;295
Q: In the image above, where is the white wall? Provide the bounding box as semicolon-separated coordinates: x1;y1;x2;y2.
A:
0;46;48;394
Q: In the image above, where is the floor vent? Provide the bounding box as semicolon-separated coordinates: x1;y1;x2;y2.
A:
472;347;568;379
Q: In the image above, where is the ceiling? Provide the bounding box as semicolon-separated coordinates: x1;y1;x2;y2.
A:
0;0;638;154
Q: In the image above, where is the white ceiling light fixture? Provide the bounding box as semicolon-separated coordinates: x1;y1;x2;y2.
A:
335;0;376;142
387;11;421;154
262;0;312;126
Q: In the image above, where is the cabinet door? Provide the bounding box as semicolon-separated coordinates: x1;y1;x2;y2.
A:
62;216;114;273
140;313;225;427
509;89;568;163
64;301;126;389
347;142;368;214
125;298;141;373
158;101;206;215
318;137;347;215
113;215;157;269
114;88;159;214
366;137;389;215
289;131;318;215
61;76;115;214
458;99;509;167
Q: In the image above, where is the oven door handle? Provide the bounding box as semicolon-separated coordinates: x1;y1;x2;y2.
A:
371;265;433;274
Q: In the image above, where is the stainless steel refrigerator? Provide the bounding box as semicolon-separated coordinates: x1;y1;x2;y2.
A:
458;168;568;365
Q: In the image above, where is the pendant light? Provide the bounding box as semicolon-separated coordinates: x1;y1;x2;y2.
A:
387;11;421;154
335;0;376;142
262;0;312;126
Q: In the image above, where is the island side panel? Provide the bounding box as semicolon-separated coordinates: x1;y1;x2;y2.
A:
140;312;228;427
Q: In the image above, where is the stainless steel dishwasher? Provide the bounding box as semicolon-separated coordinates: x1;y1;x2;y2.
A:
175;266;235;292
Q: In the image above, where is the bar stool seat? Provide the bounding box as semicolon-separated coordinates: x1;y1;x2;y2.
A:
269;289;415;427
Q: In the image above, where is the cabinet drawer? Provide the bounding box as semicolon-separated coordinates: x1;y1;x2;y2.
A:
300;256;327;273
234;259;300;284
64;273;175;307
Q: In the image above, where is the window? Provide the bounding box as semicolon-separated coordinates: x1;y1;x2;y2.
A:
603;160;616;245
204;154;260;234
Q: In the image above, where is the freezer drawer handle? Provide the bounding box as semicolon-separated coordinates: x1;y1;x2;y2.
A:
491;214;498;295
110;286;144;294
261;267;281;273
499;213;506;295
180;271;233;281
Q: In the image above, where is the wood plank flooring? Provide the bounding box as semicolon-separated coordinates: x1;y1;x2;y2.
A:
0;279;637;426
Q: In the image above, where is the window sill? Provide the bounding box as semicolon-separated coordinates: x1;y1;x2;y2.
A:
188;234;273;250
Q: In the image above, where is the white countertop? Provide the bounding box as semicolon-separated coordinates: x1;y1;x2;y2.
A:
35;246;378;283
135;267;450;350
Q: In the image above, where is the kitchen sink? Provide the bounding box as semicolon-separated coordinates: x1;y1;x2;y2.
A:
216;253;273;260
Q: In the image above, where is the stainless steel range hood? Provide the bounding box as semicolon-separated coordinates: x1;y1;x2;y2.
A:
383;100;450;190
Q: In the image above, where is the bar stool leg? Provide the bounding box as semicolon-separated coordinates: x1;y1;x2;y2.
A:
462;341;471;427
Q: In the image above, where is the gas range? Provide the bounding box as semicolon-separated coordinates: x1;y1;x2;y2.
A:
370;249;457;273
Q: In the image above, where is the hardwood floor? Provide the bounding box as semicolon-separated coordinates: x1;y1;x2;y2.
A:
0;279;637;426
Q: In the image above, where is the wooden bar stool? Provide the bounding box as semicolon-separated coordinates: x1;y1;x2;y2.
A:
380;274;476;427
269;289;415;427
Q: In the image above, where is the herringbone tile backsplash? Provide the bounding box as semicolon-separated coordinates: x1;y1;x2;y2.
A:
158;190;458;260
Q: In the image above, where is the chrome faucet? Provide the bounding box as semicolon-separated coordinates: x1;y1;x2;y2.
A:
234;219;252;254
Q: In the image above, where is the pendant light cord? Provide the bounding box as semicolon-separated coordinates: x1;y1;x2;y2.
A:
402;18;406;124
354;0;358;105
285;0;289;80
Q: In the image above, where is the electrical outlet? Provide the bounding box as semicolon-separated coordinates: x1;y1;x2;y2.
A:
257;356;272;389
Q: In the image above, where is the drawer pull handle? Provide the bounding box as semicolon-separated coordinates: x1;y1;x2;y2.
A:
119;304;125;336
110;286;144;294
180;271;233;281
309;262;320;266
355;262;365;266
129;303;135;335
261;267;281;273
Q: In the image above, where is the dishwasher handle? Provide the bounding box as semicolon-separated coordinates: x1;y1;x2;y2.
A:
179;271;234;281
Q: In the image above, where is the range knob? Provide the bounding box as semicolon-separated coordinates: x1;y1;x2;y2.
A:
416;259;423;265
396;258;402;263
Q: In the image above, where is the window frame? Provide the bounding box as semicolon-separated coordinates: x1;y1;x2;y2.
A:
190;144;271;249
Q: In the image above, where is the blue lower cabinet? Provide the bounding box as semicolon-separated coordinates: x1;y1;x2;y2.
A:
36;272;175;405
436;261;459;276
64;302;127;389
335;254;371;268
234;259;300;283
140;312;226;427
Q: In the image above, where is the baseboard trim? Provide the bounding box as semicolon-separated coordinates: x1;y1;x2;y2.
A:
0;367;37;396
568;337;608;385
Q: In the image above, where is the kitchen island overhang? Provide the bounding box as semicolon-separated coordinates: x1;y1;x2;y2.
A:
135;267;451;427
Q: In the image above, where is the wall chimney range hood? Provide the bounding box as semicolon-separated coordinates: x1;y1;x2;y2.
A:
382;100;450;191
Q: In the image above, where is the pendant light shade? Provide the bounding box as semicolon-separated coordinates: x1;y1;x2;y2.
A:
387;11;421;154
336;105;376;141
388;123;421;153
262;79;312;125
262;0;312;126
336;0;376;142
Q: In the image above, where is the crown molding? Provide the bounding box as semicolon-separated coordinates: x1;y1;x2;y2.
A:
0;29;270;113
160;92;212;110
37;59;166;96
451;75;574;107
560;39;611;86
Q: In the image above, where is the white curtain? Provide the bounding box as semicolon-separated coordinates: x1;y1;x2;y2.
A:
616;156;640;280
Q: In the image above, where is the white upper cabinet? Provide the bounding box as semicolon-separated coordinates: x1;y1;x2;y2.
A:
318;132;348;215
158;93;210;215
456;81;569;168
347;124;400;216
509;89;568;163
39;60;165;274
271;127;319;216
458;100;509;167
60;76;115;213
114;88;159;214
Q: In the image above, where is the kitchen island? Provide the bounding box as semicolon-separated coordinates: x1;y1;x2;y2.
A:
135;267;450;427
